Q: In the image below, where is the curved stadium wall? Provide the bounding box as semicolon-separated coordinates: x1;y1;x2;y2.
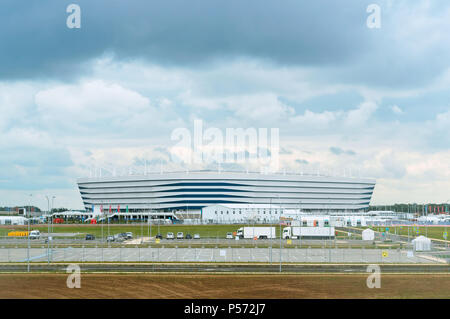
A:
77;171;375;214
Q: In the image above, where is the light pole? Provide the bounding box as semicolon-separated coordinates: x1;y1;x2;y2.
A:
27;194;32;272
45;195;51;264
147;203;152;242
445;200;450;247
51;196;55;233
278;194;282;272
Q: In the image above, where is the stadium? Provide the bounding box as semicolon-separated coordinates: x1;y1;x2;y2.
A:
77;170;376;219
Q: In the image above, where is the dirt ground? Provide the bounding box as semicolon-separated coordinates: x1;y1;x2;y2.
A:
0;273;449;299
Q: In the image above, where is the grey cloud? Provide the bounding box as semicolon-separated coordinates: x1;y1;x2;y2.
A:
280;147;292;155
0;146;73;190
330;147;356;156
1;0;373;80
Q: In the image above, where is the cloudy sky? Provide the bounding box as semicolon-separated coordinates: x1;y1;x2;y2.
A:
1;0;449;210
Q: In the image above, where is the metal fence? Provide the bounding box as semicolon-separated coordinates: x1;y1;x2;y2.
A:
0;244;447;264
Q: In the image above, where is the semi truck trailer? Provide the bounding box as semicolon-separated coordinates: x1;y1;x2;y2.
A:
236;227;276;239
282;226;335;239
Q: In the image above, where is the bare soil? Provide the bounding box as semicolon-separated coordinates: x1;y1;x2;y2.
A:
0;274;449;299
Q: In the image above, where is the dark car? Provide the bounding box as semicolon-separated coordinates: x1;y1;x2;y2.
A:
155;233;163;239
85;234;95;240
185;234;192;239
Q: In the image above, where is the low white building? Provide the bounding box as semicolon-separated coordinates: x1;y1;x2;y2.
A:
201;204;294;223
417;215;444;225
362;228;375;241
412;236;432;251
0;216;28;225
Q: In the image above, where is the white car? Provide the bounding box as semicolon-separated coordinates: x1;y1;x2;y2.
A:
194;233;200;239
166;232;174;239
226;232;233;239
177;232;184;239
29;230;40;240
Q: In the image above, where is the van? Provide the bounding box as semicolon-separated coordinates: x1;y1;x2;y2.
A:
29;230;40;240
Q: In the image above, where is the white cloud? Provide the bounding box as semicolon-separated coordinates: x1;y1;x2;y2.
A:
1;57;450;207
391;104;403;114
344;101;378;126
435;110;450;127
0;82;39;131
290;109;338;127
222;93;295;122
35;80;152;124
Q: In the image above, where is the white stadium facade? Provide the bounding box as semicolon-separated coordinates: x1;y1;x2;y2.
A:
77;170;376;222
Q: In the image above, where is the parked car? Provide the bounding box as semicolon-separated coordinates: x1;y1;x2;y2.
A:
118;233;132;240
85;234;95;240
166;232;174;239
185;233;192;239
114;234;125;242
155;233;163;239
106;235;114;242
226;232;233;239
177;232;184;239
29;230;40;240
194;233;200;239
125;232;133;239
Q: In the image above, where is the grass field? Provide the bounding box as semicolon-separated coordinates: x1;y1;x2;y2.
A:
2;223;447;242
368;225;449;241
0;224;267;238
0;273;449;298
0;224;358;242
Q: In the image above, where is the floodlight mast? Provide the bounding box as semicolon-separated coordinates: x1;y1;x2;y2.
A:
27;194;32;272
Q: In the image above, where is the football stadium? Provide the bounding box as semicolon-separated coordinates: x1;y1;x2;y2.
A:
77;170;376;218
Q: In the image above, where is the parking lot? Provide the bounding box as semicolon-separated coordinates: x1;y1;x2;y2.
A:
0;246;442;263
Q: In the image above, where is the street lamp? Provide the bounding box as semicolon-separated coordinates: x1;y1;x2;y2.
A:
45;195;51;264
51;196;55;233
277;194;282;272
27;194;32;272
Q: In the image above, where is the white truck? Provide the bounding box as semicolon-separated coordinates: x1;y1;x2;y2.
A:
282;226;335;239
236;227;276;239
